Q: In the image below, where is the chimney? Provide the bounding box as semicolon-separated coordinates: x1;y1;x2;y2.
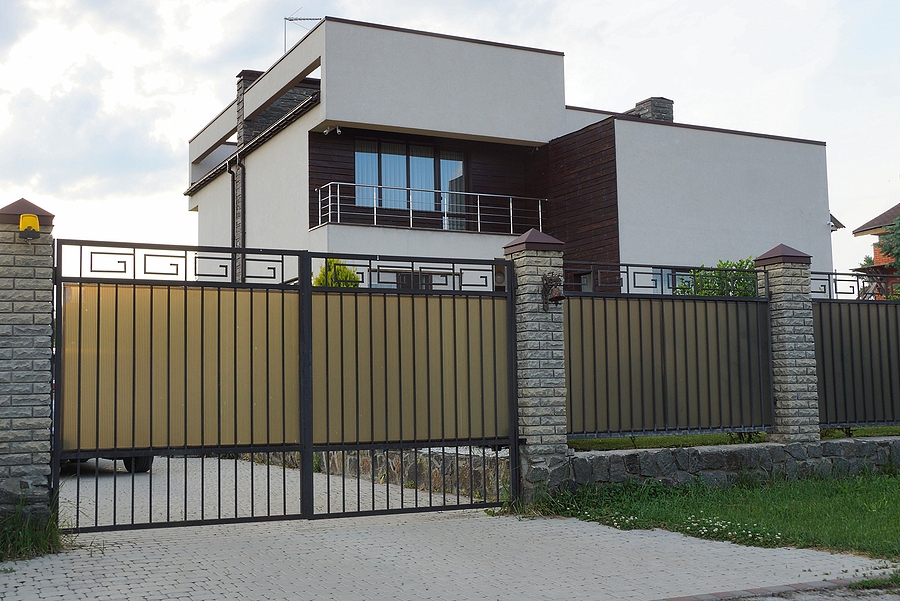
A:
626;97;674;123
236;70;264;145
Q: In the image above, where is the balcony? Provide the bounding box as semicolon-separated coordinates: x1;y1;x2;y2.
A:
315;182;544;235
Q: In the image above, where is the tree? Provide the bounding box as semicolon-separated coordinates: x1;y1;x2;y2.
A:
313;259;360;287
674;257;757;297
859;255;874;268
875;216;900;273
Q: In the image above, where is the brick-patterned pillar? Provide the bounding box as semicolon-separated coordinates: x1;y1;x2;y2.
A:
756;244;820;443
504;230;569;502
0;199;54;522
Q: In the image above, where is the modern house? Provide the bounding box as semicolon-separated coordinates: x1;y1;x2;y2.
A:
186;17;835;276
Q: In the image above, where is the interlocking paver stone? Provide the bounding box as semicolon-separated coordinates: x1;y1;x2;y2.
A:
2;509;897;600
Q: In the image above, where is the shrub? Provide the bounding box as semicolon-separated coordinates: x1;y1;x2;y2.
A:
674;257;757;297
313;259;360;287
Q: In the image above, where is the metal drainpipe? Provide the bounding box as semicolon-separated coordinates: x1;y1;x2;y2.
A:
227;156;238;283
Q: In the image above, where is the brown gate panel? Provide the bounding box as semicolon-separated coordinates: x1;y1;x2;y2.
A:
60;282;301;451
311;291;509;445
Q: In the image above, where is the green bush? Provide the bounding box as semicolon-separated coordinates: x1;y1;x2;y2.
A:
313;259;360;287
674;257;757;297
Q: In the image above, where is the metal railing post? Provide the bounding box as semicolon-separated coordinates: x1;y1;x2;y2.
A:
509;199;514;234
299;250;314;518
336;183;341;225
477;195;482;232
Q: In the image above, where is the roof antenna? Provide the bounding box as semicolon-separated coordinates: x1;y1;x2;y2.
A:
284;8;322;54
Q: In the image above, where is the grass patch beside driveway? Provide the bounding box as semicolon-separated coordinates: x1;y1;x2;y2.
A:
539;471;900;561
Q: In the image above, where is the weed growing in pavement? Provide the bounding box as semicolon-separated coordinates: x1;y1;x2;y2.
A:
0;497;62;561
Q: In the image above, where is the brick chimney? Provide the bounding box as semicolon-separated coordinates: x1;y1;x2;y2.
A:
625;97;674;122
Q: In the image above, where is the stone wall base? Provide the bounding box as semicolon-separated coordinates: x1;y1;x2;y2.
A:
324;449;510;502
570;437;900;488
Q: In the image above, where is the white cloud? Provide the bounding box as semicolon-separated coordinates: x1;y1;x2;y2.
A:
0;0;896;271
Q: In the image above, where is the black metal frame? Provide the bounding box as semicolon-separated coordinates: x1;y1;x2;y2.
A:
53;240;518;532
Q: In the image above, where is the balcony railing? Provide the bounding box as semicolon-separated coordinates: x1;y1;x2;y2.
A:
316;182;544;235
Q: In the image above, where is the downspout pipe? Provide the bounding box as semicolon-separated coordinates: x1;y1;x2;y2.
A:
227;155;237;283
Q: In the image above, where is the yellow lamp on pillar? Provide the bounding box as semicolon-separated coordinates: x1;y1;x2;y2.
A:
19;214;40;239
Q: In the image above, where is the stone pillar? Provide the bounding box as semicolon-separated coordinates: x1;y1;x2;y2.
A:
504;230;569;502
756;244;819;443
0;199;54;521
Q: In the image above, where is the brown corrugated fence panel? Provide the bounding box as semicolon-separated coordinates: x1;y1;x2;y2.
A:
566;296;772;435
814;300;900;426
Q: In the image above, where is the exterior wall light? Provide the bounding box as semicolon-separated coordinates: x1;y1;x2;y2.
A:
542;272;564;311
19;214;40;239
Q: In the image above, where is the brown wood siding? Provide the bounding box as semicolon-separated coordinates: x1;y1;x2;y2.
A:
541;119;619;266
308;128;536;231
309;131;354;228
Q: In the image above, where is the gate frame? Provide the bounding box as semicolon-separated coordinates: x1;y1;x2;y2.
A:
52;239;519;531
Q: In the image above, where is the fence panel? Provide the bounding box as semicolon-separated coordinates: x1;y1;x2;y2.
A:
814;299;900;427
307;252;516;516
566;294;773;437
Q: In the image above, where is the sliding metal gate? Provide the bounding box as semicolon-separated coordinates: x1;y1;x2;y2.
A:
53;241;518;532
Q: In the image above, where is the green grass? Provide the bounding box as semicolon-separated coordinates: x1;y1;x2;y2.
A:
0;501;62;562
537;471;900;560
569;426;900;452
850;571;900;589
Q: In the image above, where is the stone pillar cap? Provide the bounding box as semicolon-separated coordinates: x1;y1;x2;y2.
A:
755;244;811;267
0;198;54;226
503;229;564;254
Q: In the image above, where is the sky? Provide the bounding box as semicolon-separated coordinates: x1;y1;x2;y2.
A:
0;0;898;272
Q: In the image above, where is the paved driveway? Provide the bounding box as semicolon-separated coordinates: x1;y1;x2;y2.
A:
2;507;897;600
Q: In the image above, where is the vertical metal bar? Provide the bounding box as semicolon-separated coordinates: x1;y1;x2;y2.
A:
336;183;341;225
199;285;206;520
93;283;101;528
369;287;377;511
182;283;189;522
509;199;514;234
299;251;314;518
166;285;172;523
112;284;119;526
232;283;238;518
318;186;323;226
397;286;404;509
338;291;346;514
50;242;63;526
354;292;361;513
538;199;543;232
383;286;390;510
410;289;418;508
249;287;255;517
216;286;223;519
505;261;520;503
477;196;482;232
148;284;154;524
280;288;288;515
265;289;271;517
130;277;137;524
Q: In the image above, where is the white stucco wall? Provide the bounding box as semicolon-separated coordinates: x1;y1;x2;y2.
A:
614;119;833;272
243;118;311;251
308;224;516;261
194;173;233;248
321;20;566;144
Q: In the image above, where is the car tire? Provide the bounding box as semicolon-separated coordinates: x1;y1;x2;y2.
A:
122;456;153;473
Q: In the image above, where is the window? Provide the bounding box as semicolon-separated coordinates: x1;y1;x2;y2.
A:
354;140;464;213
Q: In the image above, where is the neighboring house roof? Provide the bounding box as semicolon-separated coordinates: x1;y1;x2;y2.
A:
853;201;900;237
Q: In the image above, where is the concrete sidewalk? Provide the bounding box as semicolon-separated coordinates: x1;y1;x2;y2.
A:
2;510;897;601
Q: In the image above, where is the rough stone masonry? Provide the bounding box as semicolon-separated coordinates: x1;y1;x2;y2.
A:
0;199;54;521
